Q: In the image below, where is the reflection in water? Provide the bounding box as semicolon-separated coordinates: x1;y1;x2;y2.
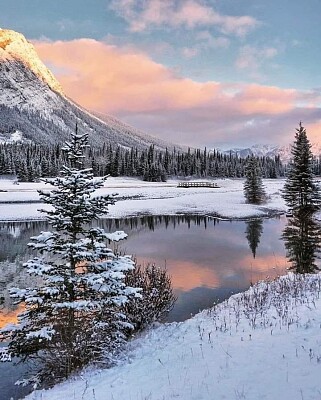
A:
0;215;289;324
245;219;264;259
0;215;288;326
0;215;289;399
101;214;216;232
282;214;321;273
0;221;48;262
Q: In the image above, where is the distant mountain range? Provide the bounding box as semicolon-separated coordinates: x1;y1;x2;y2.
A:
0;28;179;150
222;143;321;164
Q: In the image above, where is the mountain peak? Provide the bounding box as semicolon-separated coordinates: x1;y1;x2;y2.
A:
0;28;179;151
0;28;63;95
223;142;321;163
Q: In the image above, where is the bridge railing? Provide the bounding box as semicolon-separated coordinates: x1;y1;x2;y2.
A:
177;182;220;188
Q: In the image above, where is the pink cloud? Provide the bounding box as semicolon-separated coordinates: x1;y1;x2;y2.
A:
305;120;321;143
110;0;259;37
235;84;297;115
33;39;321;148
34;39;220;113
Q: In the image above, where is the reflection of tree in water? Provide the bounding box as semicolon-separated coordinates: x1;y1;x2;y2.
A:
282;214;321;273
245;219;263;259
0;216;219;263
0;221;48;262
100;215;219;232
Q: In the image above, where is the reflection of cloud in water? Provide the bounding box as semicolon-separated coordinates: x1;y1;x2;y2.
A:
136;252;287;297
0;304;23;329
237;254;288;279
137;258;220;291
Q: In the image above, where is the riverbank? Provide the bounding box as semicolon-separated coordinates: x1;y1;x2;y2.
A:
0;177;287;221
26;272;321;400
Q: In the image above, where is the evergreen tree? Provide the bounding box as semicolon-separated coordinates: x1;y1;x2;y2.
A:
283;122;321;215
111;146;120;177
16;159;29;182
1;132;141;385
243;156;266;204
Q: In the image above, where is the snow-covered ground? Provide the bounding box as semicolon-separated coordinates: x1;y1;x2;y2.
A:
3;176;321;399
26;273;321;400
0;177;287;221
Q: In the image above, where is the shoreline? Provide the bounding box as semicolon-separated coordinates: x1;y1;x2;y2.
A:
0;208;285;223
26;272;321;400
0;177;287;222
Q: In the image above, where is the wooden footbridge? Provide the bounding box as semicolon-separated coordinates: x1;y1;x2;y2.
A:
177;181;220;188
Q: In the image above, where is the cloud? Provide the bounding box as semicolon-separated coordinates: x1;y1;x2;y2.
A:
33;39;321;148
181;47;199;58
110;0;259;37
234;84;296;115
235;45;279;80
195;31;230;49
305;120;321;143
34;38;221;114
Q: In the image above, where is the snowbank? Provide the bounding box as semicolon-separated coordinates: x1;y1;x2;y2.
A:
26;273;321;400
0;177;287;221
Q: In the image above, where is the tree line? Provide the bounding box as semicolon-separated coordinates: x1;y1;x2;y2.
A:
0;141;292;182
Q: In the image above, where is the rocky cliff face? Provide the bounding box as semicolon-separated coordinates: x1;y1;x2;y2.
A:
0;29;63;95
0;29;177;150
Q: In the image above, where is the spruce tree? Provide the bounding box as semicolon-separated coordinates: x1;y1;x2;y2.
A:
283;122;321;215
1;132;141;385
243;156;266;204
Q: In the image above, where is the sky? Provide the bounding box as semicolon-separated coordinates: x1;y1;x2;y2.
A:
1;0;321;149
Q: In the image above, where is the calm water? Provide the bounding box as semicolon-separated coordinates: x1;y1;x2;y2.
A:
0;215;289;324
105;216;288;321
0;215;290;399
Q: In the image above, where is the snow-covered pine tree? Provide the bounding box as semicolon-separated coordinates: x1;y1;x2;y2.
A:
283;122;321;215
243;156;266;204
1;131;141;385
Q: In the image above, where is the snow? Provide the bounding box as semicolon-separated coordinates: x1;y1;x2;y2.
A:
105;231;128;241
223;142;321;164
0;29;64;95
26;272;321;400
0;347;11;362
10;130;23;142
2;175;321;399
26;327;55;341
0;177;287;221
0;130;24;143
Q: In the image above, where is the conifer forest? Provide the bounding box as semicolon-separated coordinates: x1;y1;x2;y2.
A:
3;141;319;182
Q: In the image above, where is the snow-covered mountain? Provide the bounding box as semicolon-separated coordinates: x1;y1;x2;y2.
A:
0;28;178;150
223;143;321;163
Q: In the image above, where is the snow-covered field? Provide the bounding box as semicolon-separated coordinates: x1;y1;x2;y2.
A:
0;177;287;221
27;273;321;400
